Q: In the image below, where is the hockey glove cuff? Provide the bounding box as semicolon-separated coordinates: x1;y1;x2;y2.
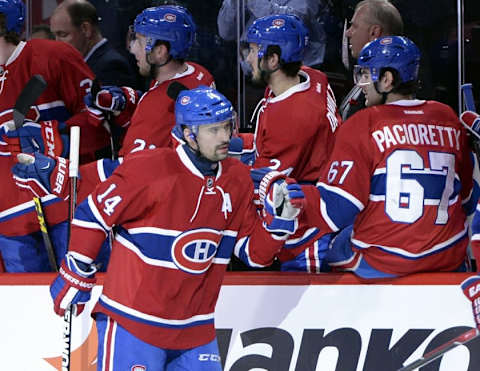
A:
50;252;97;317
255;169;306;234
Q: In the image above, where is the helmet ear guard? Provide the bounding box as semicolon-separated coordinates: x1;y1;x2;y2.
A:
0;0;25;34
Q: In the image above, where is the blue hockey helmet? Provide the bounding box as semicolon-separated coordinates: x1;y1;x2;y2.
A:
246;14;309;63
133;5;196;59
174;86;234;140
0;0;25;34
355;36;420;85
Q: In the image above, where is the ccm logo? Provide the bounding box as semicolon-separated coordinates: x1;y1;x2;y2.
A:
198;354;221;362
43;120;57;157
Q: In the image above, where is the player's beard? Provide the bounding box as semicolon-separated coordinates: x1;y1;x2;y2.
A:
250;60;269;88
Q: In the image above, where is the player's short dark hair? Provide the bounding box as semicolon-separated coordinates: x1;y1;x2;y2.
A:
67;1;99;30
265;45;302;77
381;67;417;95
0;13;20;44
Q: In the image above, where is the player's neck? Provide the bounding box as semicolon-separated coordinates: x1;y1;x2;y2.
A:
0;39;17;65
385;92;414;104
268;72;300;97
155;60;187;85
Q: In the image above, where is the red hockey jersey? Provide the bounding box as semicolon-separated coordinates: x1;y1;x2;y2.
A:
119;62;214;155
250;66;341;182
298;100;474;275
69;146;284;349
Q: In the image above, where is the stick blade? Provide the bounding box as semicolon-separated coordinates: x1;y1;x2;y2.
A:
13;74;47;129
397;328;480;371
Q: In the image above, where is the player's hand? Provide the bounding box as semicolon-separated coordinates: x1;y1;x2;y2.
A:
460;111;480;135
252;169;306;234
12;153;70;200
85;85;127;112
50;252;97;316
228;136;255;166
84;85;142;128
0;120;68;157
461;275;480;331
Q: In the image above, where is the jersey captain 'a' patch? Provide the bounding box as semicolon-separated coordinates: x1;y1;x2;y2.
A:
171;228;222;274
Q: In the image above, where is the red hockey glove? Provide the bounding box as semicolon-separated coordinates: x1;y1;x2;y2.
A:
251;169;306;234
461;275;480;330
50;253;97;316
12;153;70;200
1;120;68;157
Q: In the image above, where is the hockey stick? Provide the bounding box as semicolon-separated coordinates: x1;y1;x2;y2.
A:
62;126;80;371
11;75;58;271
33;196;58;271
91;79;116;160
462;83;476;111
397;328;480;371
13;74;47;129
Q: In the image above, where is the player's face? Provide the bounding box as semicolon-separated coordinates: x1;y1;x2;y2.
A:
130;33;150;76
346;6;374;59
50;10;88;56
195;120;233;162
357;69;382;107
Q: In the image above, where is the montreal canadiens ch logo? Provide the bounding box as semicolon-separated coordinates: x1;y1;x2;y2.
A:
164;13;176;22
272;18;285;27
380;37;393;45
171;229;222;274
131;366;146;371
180;95;190;105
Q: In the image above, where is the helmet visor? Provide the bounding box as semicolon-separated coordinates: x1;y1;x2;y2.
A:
353;65;373;86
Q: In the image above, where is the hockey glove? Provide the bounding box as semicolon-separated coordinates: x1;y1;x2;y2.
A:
50;252;97;316
1;120;68;157
253;169;306;234
12;153;70;200
460;111;480;138
84;85;142;128
228;136;256;166
461;275;480;331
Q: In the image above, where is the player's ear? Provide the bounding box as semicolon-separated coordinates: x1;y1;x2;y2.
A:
150;44;169;64
267;52;280;70
183;128;197;147
380;70;395;91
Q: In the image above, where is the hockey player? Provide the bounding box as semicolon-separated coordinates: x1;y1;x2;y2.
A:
259;36;476;278
0;0;110;272
46;86;304;370
229;14;341;271
86;5;215;154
